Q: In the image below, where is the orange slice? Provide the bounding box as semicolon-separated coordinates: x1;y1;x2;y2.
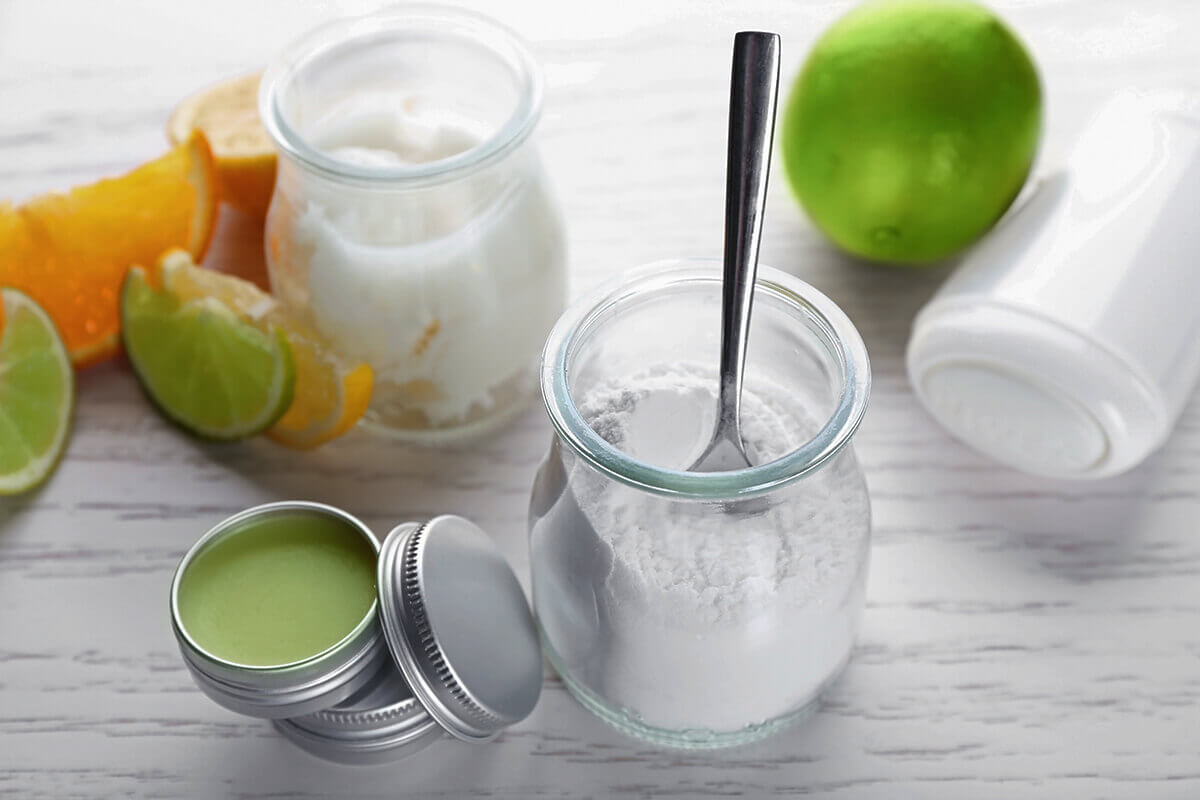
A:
168;71;276;219
0;134;216;366
154;249;372;449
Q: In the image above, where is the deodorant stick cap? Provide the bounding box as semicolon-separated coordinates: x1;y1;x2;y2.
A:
907;90;1200;479
908;298;1163;478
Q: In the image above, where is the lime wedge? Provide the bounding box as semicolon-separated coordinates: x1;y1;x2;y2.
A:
0;288;74;495
120;267;294;440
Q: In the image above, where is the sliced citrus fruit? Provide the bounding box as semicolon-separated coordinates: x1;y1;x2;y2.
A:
168;71;276;219
267;361;373;449
155;250;372;448
0;288;74;495
0;134;217;367
120;265;294;440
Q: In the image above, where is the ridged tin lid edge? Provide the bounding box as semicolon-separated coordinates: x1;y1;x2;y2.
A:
377;516;542;743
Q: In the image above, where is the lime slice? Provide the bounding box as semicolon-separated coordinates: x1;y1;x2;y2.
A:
0;288;74;495
120;267;295;440
156;249;373;449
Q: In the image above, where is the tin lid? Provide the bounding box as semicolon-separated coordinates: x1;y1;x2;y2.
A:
273;665;443;765
377;516;543;742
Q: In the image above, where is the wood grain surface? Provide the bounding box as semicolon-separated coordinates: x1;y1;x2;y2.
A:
2;1;1199;797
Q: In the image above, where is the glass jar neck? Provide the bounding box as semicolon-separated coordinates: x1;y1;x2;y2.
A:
260;4;542;190
541;261;872;500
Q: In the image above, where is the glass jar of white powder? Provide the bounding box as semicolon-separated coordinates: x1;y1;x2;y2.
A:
529;260;872;748
260;6;567;442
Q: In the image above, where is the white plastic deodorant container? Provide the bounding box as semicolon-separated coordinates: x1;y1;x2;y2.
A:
907;90;1200;479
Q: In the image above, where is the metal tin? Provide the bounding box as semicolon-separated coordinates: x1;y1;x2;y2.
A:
170;501;389;719
172;505;543;758
377;516;543;742
274;664;444;765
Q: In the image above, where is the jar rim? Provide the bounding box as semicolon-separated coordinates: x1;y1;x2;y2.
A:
259;4;543;187
540;260;872;500
170;501;381;674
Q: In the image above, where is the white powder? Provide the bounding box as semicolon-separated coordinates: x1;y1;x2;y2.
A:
531;362;871;735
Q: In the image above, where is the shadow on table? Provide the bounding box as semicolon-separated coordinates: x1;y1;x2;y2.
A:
187;399;550;529
972;431;1185;584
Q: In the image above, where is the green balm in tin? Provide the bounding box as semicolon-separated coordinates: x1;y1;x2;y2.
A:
177;511;377;667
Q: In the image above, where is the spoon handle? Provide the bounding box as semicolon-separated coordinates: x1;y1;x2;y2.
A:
718;31;780;439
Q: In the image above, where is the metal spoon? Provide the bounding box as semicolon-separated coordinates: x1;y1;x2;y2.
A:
689;31;781;473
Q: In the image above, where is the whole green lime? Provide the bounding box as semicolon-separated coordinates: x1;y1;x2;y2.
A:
781;0;1042;264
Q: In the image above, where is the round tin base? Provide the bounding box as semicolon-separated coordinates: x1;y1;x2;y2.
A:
273;666;444;765
542;632;845;750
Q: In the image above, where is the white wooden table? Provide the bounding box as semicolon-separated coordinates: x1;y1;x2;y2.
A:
3;1;1199;797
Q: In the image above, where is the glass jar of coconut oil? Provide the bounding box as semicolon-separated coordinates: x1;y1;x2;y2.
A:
260;5;567;443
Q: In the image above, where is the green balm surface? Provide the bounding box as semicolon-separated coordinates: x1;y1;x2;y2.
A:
178;512;377;667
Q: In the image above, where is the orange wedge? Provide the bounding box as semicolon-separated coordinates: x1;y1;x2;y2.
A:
168;71;276;219
154;249;372;449
0;134;216;366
